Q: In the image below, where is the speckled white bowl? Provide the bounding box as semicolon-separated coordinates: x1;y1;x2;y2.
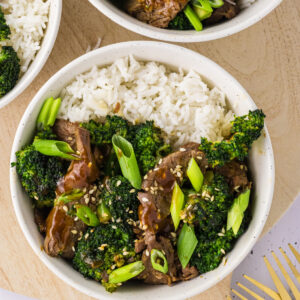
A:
0;0;62;109
10;41;275;300
88;0;282;42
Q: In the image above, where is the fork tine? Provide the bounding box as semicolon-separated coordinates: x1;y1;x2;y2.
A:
289;244;300;264
236;282;264;300
272;251;300;299
264;256;292;300
231;288;248;300
280;247;300;284
243;274;281;300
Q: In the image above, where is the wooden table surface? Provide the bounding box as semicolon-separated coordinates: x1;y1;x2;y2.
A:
0;0;299;299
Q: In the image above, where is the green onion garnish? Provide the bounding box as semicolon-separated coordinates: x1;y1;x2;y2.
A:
177;223;198;268
97;202;112;223
170;182;185;231
151;249;168;274
109;261;145;284
208;0;224;8
183;5;203;31
33;139;79;160
186;157;204;192
227;189;250;235
55;189;84;206
75;204;100;227
112;135;142;189
36;97;61;130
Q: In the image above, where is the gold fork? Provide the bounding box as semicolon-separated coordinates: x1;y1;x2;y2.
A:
228;243;300;300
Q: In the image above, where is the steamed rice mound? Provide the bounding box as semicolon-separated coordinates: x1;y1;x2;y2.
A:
0;0;50;74
58;56;234;147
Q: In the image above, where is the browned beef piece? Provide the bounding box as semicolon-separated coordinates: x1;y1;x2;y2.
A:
138;233;177;284
215;160;249;191
138;143;208;233
205;0;239;25
53;119;79;150
56;127;100;195
34;207;51;234
44;127;100;258
179;265;199;281
125;0;189;28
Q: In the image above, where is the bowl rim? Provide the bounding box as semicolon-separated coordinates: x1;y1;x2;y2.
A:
88;0;282;43
10;41;275;300
0;0;62;110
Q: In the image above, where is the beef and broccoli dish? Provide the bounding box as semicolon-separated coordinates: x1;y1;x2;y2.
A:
13;97;265;292
113;0;241;31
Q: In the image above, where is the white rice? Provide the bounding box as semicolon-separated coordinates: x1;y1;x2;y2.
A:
0;0;50;74
58;56;234;147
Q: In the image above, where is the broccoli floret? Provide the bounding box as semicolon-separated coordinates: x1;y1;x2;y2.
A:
199;110;265;167
168;11;193;30
82;116;171;175
81;116;131;146
99;176;140;224
0;7;10;41
190;213;250;274
73;223;139;292
182;174;232;237
0;46;20;97
131;121;171;174
12;145;68;207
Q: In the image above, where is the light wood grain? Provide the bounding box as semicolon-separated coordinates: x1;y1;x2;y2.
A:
0;0;299;299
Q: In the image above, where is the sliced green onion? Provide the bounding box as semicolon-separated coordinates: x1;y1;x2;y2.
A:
227;189;251;235
37;97;54;130
33;139;80;160
192;0;213;10
208;0;224;8
151;249;168;274
184;5;203;31
55;189;84;206
193;6;212;20
109;261;145;284
36;97;61;130
47;98;61;127
177;223;198;268
170;182;185;231
97;202;112;223
112;135;141;189
75;204;100;226
186;158;204;192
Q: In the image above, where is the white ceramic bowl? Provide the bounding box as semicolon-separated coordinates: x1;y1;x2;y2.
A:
0;0;62;109
88;0;282;43
10;41;274;300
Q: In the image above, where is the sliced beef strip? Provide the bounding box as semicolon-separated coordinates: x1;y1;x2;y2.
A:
44;127;100;258
56;127;100;195
204;0;239;25
34;207;51;234
53;119;79;150
138;143;207;233
138;233;177;285
125;0;189;28
215;160;249;192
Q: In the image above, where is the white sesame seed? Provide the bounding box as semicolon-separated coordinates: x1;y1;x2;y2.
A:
177;172;181;177
222;227;225;234
220;248;226;255
145;250;149;256
111;264;116;270
85;233;89;240
63;206;68;212
130;189;135;193
71;230;77;234
144;175;148;179
112;225;117;229
129;210;133;214
197;156;202;160
218;233;225;237
142;197;149;202
72;246;75;252
116;180;121;187
67;137;73;141
85;198;90;204
74;217;78;221
123;251;129;255
179;148;186;152
154;168;159;171
158;159;162;164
